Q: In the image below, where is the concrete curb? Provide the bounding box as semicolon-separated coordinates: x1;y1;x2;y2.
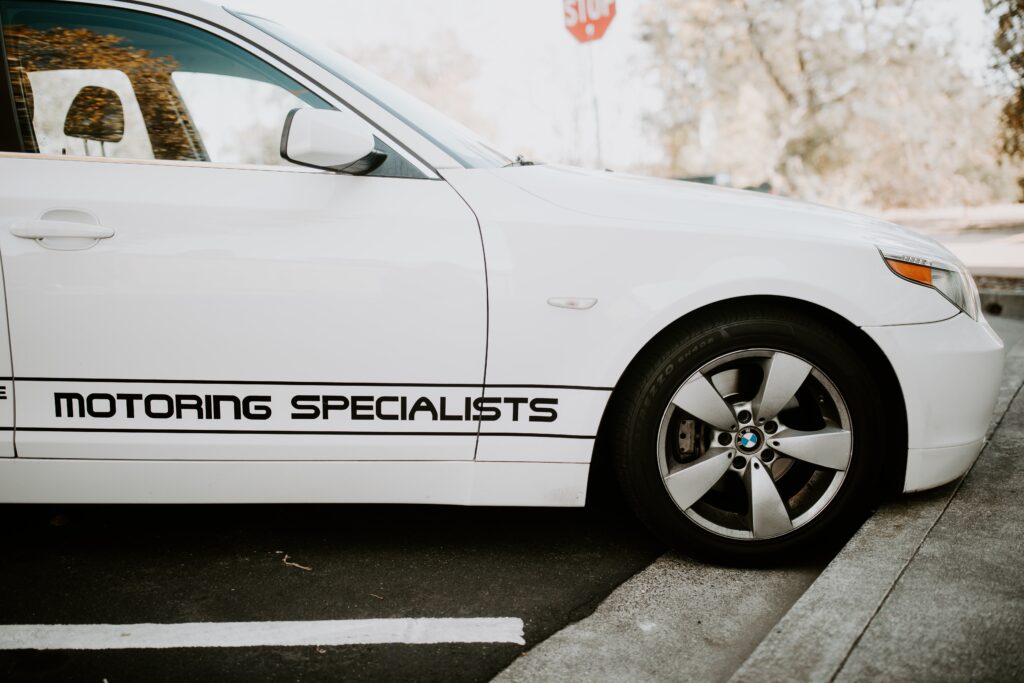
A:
727;491;955;683
727;320;1024;683
832;372;1024;680
493;556;820;683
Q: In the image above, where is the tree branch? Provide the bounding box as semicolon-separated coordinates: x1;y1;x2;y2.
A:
740;0;799;107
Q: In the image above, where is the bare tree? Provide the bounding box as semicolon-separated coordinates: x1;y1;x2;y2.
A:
640;0;1020;208
339;31;495;142
986;0;1024;197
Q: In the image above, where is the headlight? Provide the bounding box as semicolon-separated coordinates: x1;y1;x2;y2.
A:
880;250;980;320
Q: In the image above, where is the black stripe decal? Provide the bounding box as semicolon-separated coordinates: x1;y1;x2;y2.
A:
17;427;595;439
14;378;613;391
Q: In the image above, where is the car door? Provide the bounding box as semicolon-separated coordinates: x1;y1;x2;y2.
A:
0;0;486;461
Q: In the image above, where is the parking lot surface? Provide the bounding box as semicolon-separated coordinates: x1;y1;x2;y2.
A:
0;500;661;681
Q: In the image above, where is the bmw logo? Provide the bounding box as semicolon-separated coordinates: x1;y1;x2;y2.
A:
736;427;763;453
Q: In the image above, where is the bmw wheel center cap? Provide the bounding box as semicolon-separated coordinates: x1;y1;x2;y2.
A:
736;427;763;453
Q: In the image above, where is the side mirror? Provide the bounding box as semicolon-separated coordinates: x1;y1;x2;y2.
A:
281;108;385;174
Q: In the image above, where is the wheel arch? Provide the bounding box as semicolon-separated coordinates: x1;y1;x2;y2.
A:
590;294;909;498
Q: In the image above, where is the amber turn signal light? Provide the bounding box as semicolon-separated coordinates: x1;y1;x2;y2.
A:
885;258;932;286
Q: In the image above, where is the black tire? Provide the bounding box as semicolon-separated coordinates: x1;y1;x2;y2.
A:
608;307;887;565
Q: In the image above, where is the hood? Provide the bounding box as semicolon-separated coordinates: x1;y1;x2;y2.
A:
494;165;957;263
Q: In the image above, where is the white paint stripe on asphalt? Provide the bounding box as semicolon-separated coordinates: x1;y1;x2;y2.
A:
0;618;526;650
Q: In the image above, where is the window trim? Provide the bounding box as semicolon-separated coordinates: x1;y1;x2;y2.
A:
0;0;441;178
0;149;342;174
0;11;25;153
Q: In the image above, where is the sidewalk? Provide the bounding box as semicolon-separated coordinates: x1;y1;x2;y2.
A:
881;204;1024;280
833;359;1024;680
730;315;1024;682
881;203;1024;234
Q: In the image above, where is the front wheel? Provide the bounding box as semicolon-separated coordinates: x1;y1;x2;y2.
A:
610;309;887;564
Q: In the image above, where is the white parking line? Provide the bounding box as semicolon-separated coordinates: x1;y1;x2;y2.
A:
0;618;526;650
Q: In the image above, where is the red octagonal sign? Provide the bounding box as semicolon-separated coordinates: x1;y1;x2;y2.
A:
564;0;616;43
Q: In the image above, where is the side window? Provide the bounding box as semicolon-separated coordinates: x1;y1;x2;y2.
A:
0;1;329;167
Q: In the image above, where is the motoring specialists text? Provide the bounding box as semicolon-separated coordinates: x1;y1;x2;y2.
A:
53;392;559;422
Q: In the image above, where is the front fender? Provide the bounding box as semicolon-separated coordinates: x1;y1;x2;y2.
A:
443;168;958;389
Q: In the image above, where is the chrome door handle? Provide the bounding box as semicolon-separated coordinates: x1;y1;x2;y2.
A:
10;219;115;240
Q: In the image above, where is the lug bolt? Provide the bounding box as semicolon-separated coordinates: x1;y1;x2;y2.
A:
764;421;778;434
717;432;732;446
761;449;775;462
732;455;748;470
737;410;752;424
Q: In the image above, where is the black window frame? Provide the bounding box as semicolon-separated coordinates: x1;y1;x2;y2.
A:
0;10;25;153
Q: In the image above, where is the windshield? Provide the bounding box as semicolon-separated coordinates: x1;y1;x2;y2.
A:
235;12;512;169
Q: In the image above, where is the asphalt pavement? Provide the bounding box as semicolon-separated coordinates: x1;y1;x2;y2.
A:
0;499;661;681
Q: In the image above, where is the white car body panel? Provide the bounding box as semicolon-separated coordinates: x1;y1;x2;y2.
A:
442;166;960;394
0;458;589;506
864;314;1005;491
0;155;488;461
0;0;1005;505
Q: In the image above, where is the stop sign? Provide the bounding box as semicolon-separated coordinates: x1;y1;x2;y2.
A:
564;0;616;43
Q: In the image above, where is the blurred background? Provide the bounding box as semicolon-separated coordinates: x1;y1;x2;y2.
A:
230;0;1024;280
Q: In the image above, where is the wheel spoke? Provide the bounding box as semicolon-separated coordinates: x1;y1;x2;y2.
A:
671;374;736;431
752;352;811;422
663;447;733;511
744;463;793;539
770;426;852;471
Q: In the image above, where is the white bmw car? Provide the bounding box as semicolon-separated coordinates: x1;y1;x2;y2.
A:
0;0;1005;561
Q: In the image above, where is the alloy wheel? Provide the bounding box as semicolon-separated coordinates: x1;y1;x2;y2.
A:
656;349;853;540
